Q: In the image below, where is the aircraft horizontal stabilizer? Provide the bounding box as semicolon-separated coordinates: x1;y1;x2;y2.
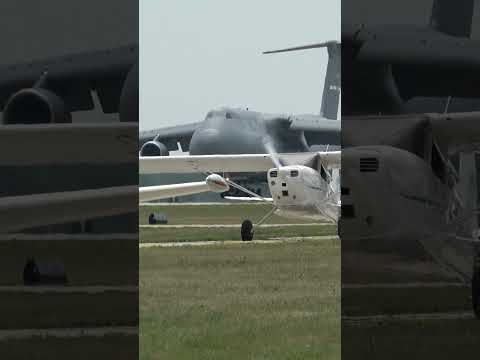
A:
263;41;339;54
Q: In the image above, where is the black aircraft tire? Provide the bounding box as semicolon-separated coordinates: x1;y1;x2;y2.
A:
241;220;254;241
473;271;480;319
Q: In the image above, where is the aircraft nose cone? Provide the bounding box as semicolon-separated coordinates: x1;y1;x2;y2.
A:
190;129;223;155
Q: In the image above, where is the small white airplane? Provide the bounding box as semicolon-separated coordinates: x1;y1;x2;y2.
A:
139;151;340;240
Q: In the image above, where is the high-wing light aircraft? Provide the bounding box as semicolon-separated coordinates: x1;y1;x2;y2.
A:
139;41;340;157
342;111;480;318
139;151;340;240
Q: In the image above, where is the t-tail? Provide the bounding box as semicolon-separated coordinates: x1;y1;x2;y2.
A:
263;41;341;120
429;0;474;37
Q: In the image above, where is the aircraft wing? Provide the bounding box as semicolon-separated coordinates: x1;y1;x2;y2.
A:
344;25;480;99
428;112;480;153
0;122;137;166
0;185;137;233
139;122;200;152
140;151;341;174
140;182;210;202
0;44;137;115
0;122;137;232
289;114;340;145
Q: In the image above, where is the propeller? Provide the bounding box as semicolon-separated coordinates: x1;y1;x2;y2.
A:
262;136;283;169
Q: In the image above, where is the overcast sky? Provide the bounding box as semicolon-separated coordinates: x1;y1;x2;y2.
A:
140;0;340;130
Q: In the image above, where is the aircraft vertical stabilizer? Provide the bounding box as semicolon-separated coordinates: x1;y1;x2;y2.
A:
320;42;341;120
263;41;341;120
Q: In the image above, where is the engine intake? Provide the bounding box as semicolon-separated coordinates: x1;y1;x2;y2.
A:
140;140;169;156
2;88;71;124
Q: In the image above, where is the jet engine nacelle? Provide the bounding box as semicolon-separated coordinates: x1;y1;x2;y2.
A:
2;88;71;124
139;140;169;156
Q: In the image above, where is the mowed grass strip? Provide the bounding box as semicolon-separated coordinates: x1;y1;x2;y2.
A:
343;319;480;359
140;224;337;243
140;241;340;360
140;204;320;225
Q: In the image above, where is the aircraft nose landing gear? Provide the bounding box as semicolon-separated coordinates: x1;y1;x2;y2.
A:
240;206;277;241
241;220;254;241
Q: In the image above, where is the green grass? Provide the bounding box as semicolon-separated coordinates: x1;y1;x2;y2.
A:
140;204;317;225
0;239;137;285
140;240;340;360
0;335;138;360
343;319;480;359
0;291;137;329
140;225;337;243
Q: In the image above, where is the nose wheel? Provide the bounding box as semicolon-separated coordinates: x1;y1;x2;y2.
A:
240;206;277;241
241;220;254;241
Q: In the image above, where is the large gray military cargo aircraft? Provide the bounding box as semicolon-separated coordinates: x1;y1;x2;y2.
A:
342;0;480;115
139;41;340;157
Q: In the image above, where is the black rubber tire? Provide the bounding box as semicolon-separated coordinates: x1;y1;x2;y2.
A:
241;220;254;241
473;271;480;319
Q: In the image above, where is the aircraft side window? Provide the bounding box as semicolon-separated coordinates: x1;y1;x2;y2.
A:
225;112;232;119
290;170;299;177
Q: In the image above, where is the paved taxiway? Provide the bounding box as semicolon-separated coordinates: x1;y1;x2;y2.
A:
140;235;338;248
140;223;325;228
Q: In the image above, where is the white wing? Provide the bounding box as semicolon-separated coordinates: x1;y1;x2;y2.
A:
140;151;340;174
0;186;137;233
140;182;210;202
139;174;230;202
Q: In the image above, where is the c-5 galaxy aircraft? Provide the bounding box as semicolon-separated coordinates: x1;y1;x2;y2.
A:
139;41;340;157
342;0;480;115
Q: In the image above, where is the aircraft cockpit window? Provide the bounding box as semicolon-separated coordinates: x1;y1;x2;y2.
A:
290;170;299;177
225;112;232;119
206;111;214;118
270;170;278;177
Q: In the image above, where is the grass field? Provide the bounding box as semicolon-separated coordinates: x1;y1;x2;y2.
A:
140;224;336;243
140;204;339;359
140;240;340;360
139;204;318;225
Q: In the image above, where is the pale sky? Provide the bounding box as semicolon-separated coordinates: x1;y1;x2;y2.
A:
140;0;340;130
